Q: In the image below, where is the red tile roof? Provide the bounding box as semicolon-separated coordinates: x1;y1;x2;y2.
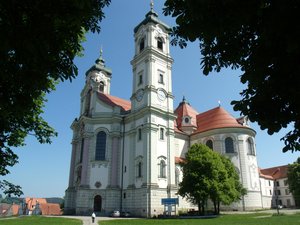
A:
260;165;289;180
25;198;47;210
174;100;198;129
175;157;185;164
195;107;244;133
98;93;131;111
24;197;61;215
39;203;62;215
0;203;19;216
11;204;19;215
258;168;274;179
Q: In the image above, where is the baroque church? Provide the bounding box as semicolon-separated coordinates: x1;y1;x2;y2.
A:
65;6;270;217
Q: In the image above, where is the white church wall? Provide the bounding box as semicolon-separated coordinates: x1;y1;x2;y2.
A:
134;95;146;110
174;134;189;158
89;164;109;189
94;101;113;113
136;140;144;158
93;124;111;133
156;136;167;157
123;131;136;189
157;177;168;188
190;129;263;210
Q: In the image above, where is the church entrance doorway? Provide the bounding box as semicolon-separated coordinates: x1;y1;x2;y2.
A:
94;195;102;212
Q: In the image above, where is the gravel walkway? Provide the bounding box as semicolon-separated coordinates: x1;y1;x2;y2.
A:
60;216;139;225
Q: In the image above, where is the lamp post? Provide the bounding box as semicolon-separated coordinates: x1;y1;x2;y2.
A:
275;179;279;215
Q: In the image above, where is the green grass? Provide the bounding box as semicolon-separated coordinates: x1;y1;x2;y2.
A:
0;216;82;225
99;213;300;225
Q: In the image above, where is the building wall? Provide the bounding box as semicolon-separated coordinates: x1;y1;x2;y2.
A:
259;177;274;208
189;128;262;211
273;178;296;208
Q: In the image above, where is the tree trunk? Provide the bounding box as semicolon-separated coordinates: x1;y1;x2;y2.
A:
217;201;220;215
213;200;217;215
201;202;205;215
198;202;201;215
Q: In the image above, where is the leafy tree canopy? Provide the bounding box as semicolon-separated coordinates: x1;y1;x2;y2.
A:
178;144;245;214
0;0;110;196
163;0;300;152
287;157;300;206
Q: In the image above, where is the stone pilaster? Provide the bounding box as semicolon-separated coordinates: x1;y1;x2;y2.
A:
68;140;78;187
110;136;120;187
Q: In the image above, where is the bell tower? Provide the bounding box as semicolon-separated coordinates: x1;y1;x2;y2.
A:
80;49;112;116
130;3;174;112
127;3;177;217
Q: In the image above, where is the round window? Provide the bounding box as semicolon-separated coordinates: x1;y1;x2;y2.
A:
184;117;189;123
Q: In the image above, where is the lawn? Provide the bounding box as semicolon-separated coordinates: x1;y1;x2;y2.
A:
0;216;82;225
99;213;300;225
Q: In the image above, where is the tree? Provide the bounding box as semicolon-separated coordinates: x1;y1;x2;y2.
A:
287;157;300;207
163;0;300;152
178;144;245;214
218;157;246;212
0;0;111;195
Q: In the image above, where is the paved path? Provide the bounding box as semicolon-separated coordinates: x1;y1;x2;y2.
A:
61;216;139;225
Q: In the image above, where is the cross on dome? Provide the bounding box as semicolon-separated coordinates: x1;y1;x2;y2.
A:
95;46;105;66
150;0;154;12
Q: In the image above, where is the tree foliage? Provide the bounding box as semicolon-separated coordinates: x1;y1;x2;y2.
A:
0;0;110;195
178;144;245;214
163;0;300;152
287;157;300;206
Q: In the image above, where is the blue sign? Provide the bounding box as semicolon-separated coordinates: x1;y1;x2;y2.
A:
161;198;179;205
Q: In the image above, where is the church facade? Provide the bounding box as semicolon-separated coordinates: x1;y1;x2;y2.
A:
64;8;268;217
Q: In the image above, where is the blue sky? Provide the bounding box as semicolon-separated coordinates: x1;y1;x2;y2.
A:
3;0;299;198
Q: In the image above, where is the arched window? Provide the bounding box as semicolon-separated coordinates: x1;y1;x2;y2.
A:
79;138;84;163
138;128;142;141
99;81;104;93
138;74;143;85
158;73;164;84
157;37;163;50
139;38;145;52
159;159;166;178
175;167;180;186
95;131;106;160
137;162;142;178
206;140;213;150
247;138;255;155
225;137;234;153
76;166;82;184
159;127;164;140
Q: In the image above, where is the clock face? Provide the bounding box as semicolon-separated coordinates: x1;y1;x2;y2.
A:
136;89;144;102
157;88;166;101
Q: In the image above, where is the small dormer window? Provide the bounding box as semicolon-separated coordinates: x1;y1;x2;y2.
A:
99;81;104;93
184;117;189;124
139;38;145;52
157;37;163;50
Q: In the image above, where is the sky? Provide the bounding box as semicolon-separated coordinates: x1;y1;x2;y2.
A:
3;0;299;198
